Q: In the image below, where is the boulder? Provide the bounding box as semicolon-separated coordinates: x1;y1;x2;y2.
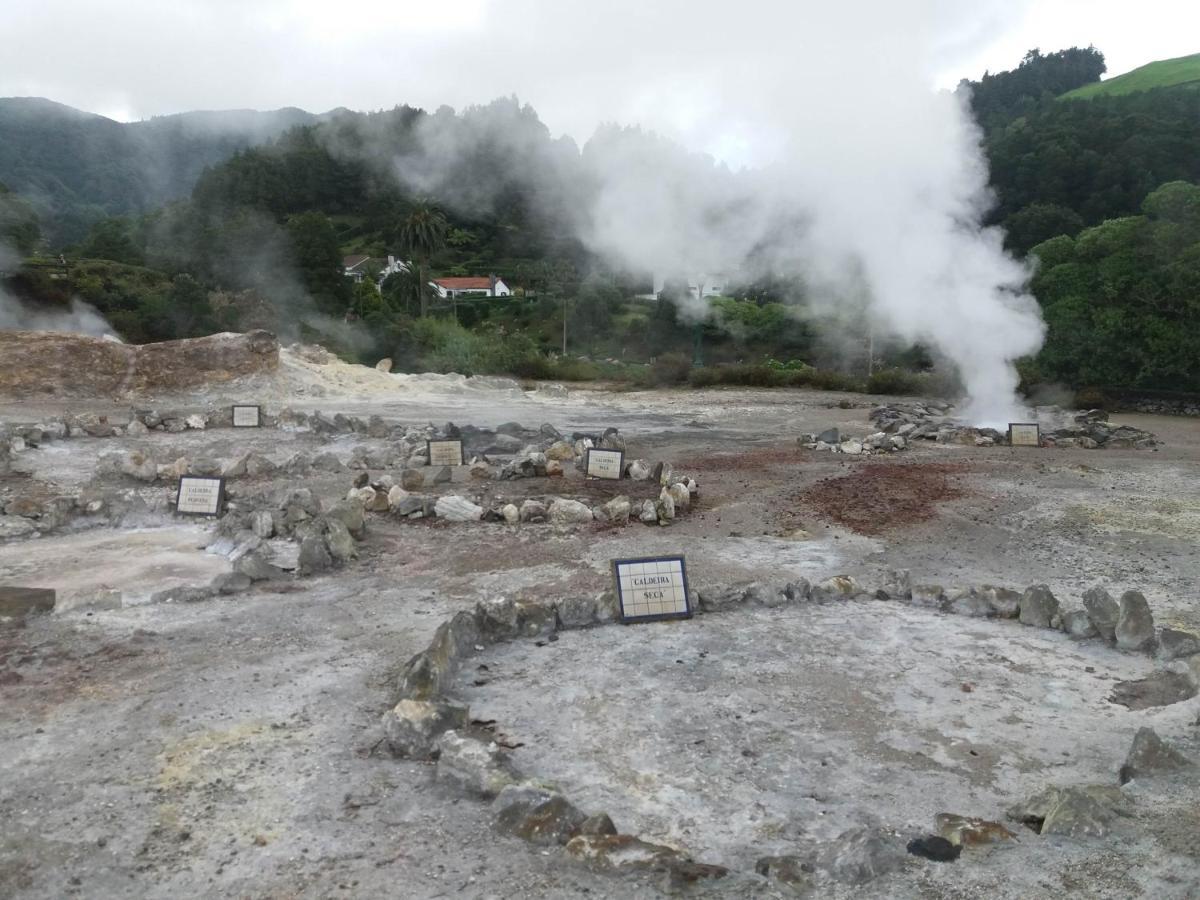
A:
493;784;586;846
811;575;863;602
548;498;593;526
1061;609;1098;639
382;699;469;759
432;466;452;485
556;595;598;629
234;551;285;581
816;427;840;444
1115;590;1155;651
435;496;484;522
545;440;576;461
977;585;1021;618
817;826;905;885
1082;585;1119;641
435;730;520;798
1019;584;1059;628
949;591;994;618
638;499;657;524
400;469;425;491
626;459;652;481
1008;785;1132;837
599;496;631;525
324;519;356;562
469;460;492;480
1119;727;1194;784
1109;670;1197;710
327;498;367;539
911;584;947;610
519;499;547;523
545;459;564;477
666;482;690;511
211;572;252;595
298;533;333;574
1158;627;1200;660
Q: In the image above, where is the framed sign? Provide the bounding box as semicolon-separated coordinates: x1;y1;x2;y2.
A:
232;404;261;428
585;447;624;480
175;476;226;516
611;555;692;624
426;439;464;467
1008;423;1041;447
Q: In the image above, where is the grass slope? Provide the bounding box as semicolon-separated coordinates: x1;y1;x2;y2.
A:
1061;52;1200;99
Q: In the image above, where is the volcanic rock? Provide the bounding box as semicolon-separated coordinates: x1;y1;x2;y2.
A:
1019;584;1059;628
1115;590;1156;651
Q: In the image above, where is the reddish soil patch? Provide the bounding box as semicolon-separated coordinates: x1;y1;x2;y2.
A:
796;461;971;535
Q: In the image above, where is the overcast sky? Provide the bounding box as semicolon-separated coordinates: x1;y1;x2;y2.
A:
2;0;1196;163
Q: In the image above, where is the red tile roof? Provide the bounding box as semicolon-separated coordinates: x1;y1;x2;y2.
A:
435;276;496;290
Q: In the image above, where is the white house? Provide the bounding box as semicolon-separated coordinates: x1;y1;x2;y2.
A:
343;255;410;286
430;275;511;299
650;272;728;300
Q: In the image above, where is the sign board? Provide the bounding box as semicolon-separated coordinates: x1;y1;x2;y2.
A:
175;476;225;516
585;448;624;480
1008;423;1041;447
612;555;692;623
427;439;464;467
232;404;261;428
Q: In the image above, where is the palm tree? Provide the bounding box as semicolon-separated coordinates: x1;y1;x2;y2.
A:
398;202;448;317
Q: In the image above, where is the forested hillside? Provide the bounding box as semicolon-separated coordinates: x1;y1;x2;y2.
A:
3;45;1200;395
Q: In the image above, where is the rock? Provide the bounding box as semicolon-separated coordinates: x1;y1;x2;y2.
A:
599;428;625;452
840;439;864;455
556;595;598;628
817;826;905;885
638;499;657;524
816;427;840;444
934;814;1015;846
298;534;333;574
949;591;994;618
1062;609;1098;638
500;503;519;524
400;469;425;490
0;586;56;618
435;495;484;522
4;496;44;518
519;500;547;523
150;585;214;604
184;413;207;430
599;496;631;525
1019;584;1059;628
469;460;492;480
435;730;519;798
1115;590;1155;651
515;601;557;638
755;856;814;892
386;485;410;512
244;453;278;477
879;568;912;601
211;572;252;595
382;699;469;759
362;488;390;513
493;785;586;846
577;812;617;836
564;834;679;871
906;835;960;862
234;551;285;581
655;488;676;523
545;459;564;477
1119;727;1194;784
1109;670;1198;709
327;498;367;539
431;465;452;485
324;519;356;562
1082;585;1120;641
811;575;862;602
1158;627;1200;660
539;423;562;440
548;498;593;526
545;440;576;461
1008;784;1132;837
125;419;149;436
978;585;1021;618
666;482;690;511
375;357;393;373
911;584;947;610
627;459;652;481
187;458;223;477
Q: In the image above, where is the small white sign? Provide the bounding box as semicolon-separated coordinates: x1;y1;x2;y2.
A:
586;448;624;480
1008;423;1041;447
427;439;464;467
612;556;691;623
176;476;225;516
232;405;261;428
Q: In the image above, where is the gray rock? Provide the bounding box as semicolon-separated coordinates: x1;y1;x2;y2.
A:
564;834;679;871
978;585;1021;618
549;498;594;526
1082;585;1119;641
1115;591;1155;651
493;784;586;846
435;730;520;798
150;585;214;604
382;699;469;759
250;509;275;539
626;459;652;481
519;499;547;523
234;551;285;581
327;499;367;539
1119;727;1194;784
0;586;56;618
211;572;252;595
298;534;333;574
393;495;425;517
1062;609;1098;639
949;591;994;618
817;826;905;885
500;503;519;524
435;495;484;522
556;595;598;629
432;465;452;485
638;499;657;524
1109;669;1197;709
816;427;840;444
599;496;631;525
1019;584;1059;628
745;582;789;607
755;856;813;893
811;575;862;602
578;812;617;836
324;519;356;562
401;469;425;490
1158;627;1200;660
879;568;911;601
911;584;947;610
1009;785;1133;837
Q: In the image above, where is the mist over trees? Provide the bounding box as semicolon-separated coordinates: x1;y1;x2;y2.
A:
3;46;1200;393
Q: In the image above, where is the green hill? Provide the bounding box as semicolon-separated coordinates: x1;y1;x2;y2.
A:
1061;52;1200;98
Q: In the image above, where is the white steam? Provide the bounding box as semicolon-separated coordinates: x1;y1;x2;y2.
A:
0;241;122;339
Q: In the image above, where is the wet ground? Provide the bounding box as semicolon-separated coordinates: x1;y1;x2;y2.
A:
2;382;1199;898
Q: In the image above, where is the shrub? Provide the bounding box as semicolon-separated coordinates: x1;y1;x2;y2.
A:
865;368;924;396
642;352;693;386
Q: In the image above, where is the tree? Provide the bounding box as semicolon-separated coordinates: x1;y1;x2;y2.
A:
399;202;448;317
77;218;144;265
286;211;350;316
0;182;41;256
